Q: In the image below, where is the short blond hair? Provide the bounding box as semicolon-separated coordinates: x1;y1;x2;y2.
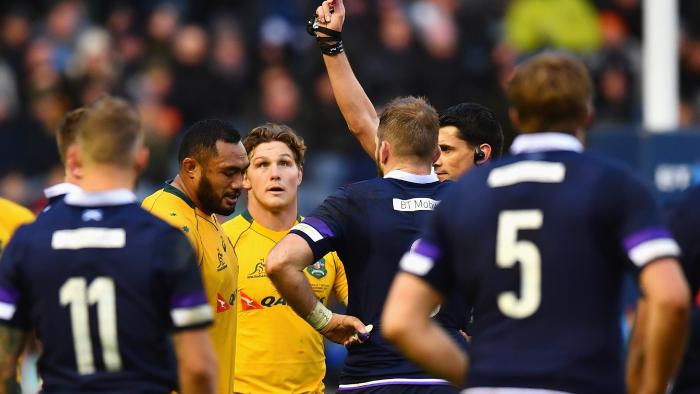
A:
78;96;142;166
378;96;438;163
507;52;593;133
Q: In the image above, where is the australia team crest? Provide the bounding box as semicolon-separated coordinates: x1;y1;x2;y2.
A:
306;257;327;279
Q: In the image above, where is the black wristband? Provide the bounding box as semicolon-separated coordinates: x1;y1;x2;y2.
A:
306;14;344;56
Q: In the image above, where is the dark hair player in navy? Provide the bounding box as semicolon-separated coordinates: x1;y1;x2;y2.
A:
666;185;700;394
0;97;218;394
383;53;691;394
266;96;468;393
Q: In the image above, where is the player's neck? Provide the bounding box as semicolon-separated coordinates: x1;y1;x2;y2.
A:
63;170;80;185
383;160;433;176
80;165;136;193
247;198;298;232
171;175;209;215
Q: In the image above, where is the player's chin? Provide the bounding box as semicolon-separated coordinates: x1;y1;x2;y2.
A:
217;201;237;216
436;172;450;182
261;196;291;211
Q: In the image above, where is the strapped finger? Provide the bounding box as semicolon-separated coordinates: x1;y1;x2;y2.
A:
316;5;325;23
322;1;332;22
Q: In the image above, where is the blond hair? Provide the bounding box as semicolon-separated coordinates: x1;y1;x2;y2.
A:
78;96;142;166
378;96;438;163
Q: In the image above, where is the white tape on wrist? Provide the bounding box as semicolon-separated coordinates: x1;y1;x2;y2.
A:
305;300;333;331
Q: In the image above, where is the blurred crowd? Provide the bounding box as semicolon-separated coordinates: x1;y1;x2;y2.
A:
1;0;699;211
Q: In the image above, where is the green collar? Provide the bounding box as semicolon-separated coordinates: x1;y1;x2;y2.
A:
241;210;302;224
163;181;196;209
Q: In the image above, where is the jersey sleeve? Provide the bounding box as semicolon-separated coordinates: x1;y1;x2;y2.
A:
330;252;348;306
610;171;680;271
289;186;351;261
0;227;31;330
398;190;457;298
155;227;213;331
668;187;700;295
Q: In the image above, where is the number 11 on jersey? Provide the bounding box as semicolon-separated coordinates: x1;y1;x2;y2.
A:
60;277;122;375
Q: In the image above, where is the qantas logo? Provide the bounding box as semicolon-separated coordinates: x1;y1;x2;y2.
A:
239;293;326;311
216;293;230;313
240;291;263;310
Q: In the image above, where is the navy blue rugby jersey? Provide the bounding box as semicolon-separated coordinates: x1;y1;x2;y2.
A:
41;182;82;211
401;133;680;394
290;170;468;390
669;185;700;394
0;189;212;393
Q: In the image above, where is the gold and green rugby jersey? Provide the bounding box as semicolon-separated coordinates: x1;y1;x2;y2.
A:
0;198;34;256
142;184;238;394
222;211;348;394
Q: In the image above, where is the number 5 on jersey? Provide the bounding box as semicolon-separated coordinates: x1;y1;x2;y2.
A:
496;210;543;319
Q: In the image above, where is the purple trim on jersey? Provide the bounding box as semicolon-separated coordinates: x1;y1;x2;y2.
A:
414;240;442;260
623;227;672;251
337;379;452;391
0;288;18;304
303;217;335;238
170;292;208;308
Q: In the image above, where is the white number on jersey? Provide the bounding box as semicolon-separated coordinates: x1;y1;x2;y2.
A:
496;210;543;319
60;277;122;374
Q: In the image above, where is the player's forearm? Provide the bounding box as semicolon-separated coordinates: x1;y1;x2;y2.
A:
267;234;321;318
639;297;689;393
268;261;319;317
0;326;24;394
173;329;217;394
626;300;647;394
179;369;216;394
323;52;379;157
387;319;467;387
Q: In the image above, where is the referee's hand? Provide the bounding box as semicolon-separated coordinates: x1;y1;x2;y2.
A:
320;313;369;346
315;0;345;33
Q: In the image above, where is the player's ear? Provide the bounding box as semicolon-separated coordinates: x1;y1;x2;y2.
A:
508;108;521;131
181;157;198;180
134;146;149;175
65;143;83;181
380;140;391;165
478;143;492;163
432;145;440;165
242;170;252;190
296;164;303;186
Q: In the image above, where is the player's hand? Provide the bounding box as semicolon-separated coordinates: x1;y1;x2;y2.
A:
319;313;369;345
315;0;345;33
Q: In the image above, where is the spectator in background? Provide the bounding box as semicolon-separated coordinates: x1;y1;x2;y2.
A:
167;25;218;126
504;0;601;54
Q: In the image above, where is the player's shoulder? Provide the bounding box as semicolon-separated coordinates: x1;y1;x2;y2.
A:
221;213;252;240
142;187;197;228
0;198;34;226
